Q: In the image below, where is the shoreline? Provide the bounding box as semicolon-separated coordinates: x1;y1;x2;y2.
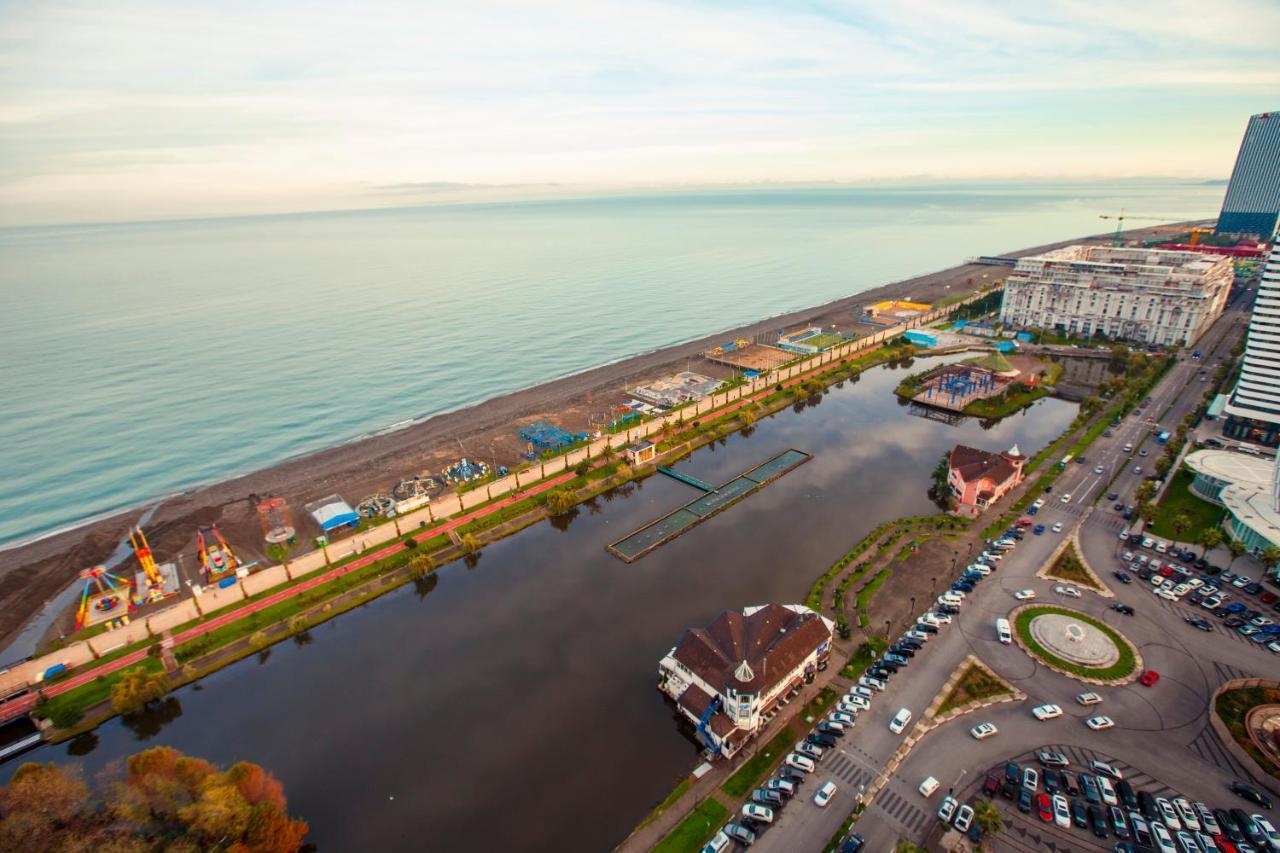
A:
0;220;1203;652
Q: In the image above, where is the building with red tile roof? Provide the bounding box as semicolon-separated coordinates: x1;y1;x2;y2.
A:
948;444;1026;517
657;603;834;758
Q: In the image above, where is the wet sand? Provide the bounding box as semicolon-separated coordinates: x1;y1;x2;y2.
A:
0;222;1191;651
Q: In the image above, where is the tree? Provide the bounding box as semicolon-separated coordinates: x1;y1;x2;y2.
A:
1199;526;1224;558
1226;538;1247;571
1260;545;1280;576
544;487;576;516
1154;456;1173;478
738;407;757;428
110;668;169;716
1138;502;1157;527
408;554;433;580
1135;481;1157;504
459;533;480;555
1171;512;1193;543
973;798;1003;839
894;841;925;853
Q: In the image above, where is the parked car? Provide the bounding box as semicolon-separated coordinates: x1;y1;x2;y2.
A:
1037;750;1069;768
741;803;774;824
1230;781;1273;809
937;795;958;823
953;803;975;832
815;781;837;808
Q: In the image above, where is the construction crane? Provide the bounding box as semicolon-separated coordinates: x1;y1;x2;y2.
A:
1098;210;1178;247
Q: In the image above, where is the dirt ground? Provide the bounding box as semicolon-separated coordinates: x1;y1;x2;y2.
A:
0;222;1200;652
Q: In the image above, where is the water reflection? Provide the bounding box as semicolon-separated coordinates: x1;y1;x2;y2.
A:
5;352;1077;853
121;697;183;741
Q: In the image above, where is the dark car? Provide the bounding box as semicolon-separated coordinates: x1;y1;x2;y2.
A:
1180;552;1196;564
1115;780;1137;810
1138;567;1154;581
779;766;807;785
1139;790;1158;821
1001;778;1017;800
1071;798;1088;828
1112;603;1135;616
888;645;914;659
1230;808;1263;844
1080;773;1101;804
1245;582;1264;595
1061;770;1079;797
1114;571;1132;584
1044;769;1061;794
1231;780;1273;809
808;733;837;749
937;604;960;615
1018;787;1033;813
1005;761;1021;784
1185;616;1213;631
818;723;845;738
1088;804;1109;838
898;638;923;650
982;775;1000;797
1216;808;1245;843
1109;806;1130;839
915;623;938;634
967;822;983;845
1107;491;1119;500
838;833;864;853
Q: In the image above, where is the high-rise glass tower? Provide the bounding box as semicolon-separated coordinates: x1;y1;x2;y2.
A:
1216;111;1280;236
1224;238;1280;445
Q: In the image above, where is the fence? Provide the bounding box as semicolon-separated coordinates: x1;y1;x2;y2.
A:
0;288;999;698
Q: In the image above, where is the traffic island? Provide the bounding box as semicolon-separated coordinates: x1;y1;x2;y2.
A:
1037;536;1110;596
1212;680;1280;795
1011;605;1141;685
928;655;1024;722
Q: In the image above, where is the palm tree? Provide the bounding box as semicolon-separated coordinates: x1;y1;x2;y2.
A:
1171;512;1192;544
1260;545;1280;578
973;799;1003;840
1226;538;1247;572
1199;527;1224;559
1138;502;1157;527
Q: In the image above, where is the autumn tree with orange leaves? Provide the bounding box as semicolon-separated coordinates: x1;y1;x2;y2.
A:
0;746;307;852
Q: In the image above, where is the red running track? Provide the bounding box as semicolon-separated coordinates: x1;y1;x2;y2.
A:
0;470;576;722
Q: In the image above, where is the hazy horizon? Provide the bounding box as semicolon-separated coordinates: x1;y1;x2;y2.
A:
1;1;1276;226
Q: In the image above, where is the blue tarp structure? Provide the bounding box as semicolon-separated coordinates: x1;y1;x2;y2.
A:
904;329;937;347
994;340;1016;353
306;495;360;533
1015;331;1034;342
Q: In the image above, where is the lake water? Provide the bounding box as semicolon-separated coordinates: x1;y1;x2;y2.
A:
0;181;1221;549
1;353;1077;851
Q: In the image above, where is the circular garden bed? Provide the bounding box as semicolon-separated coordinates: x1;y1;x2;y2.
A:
1012;605;1140;683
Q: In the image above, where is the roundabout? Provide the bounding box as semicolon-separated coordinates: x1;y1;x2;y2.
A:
1011;605;1140;684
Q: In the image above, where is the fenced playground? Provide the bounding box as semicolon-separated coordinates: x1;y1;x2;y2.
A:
518;420;588;453
912;365;1009;412
607;449;812;562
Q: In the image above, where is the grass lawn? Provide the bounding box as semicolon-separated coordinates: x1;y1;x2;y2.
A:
1147;467;1225;542
1045;543;1103;591
963;386;1048;418
1014;606;1137;681
36;657;164;728
936;660;1012;715
721;723;798;798
1215;686;1280;782
805;333;847;350
841;638;888;679
653;798;730;853
635;778;693;832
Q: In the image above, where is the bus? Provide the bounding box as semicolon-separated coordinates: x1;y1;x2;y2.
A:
1057;455;1073;471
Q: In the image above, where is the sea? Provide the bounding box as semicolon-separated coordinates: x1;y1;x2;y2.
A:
0;181;1225;550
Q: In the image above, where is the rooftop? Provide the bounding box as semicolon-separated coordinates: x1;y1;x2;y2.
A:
671;603;832;696
1184;449;1273;488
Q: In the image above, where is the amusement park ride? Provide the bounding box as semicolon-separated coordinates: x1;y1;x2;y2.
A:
73;526;183;630
129;526;179;605
197;524;244;586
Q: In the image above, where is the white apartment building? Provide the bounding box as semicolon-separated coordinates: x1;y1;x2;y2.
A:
999;245;1233;347
657;604;833;758
1224;238;1280;446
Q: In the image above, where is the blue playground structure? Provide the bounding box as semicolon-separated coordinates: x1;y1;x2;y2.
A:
922;366;996;407
518;420;586;451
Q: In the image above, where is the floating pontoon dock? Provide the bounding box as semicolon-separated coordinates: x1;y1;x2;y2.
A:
607;448;812;562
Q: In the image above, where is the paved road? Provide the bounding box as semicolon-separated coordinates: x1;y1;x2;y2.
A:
750;302;1270;852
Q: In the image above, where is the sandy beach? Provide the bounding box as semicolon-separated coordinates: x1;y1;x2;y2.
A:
0;222;1196;651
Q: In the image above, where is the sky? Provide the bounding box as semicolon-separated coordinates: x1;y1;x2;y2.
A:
1;0;1278;226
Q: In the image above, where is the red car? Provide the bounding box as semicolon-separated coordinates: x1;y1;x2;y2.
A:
1261;592;1278;605
1214;836;1239;853
1139;670;1159;687
1036;792;1053;822
1016;519;1034;527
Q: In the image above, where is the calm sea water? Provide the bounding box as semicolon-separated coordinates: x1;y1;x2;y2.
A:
0;182;1222;548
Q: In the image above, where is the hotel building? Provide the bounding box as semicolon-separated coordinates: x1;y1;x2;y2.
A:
1224;239;1280;446
999;245;1232;348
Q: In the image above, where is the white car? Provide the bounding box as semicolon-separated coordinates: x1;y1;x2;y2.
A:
1156;797;1181;831
1089;760;1122;780
815;781;837;807
1172;797;1199;832
1086;715;1115;731
1061;493;1072;503
1051;522;1064;533
1077;692;1103;706
859;676;886;692
1098;776;1118;806
1013;589;1037;601
1094;464;1105;474
1032;498;1045;509
844;694;871;711
953;803;974;833
742;802;775;823
1254;815;1280;849
1032;704;1063;721
1053;793;1071;828
936;795;958;822
970;722;998;740
929;612;953;625
829;711;854;727
1151;822;1176;853
1053;585;1080;598
836;700;861;716
785;753;815;773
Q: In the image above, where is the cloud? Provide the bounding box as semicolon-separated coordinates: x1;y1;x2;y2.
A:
0;0;1276;224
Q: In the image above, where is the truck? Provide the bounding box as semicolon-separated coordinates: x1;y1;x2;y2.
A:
1157;431;1171;445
